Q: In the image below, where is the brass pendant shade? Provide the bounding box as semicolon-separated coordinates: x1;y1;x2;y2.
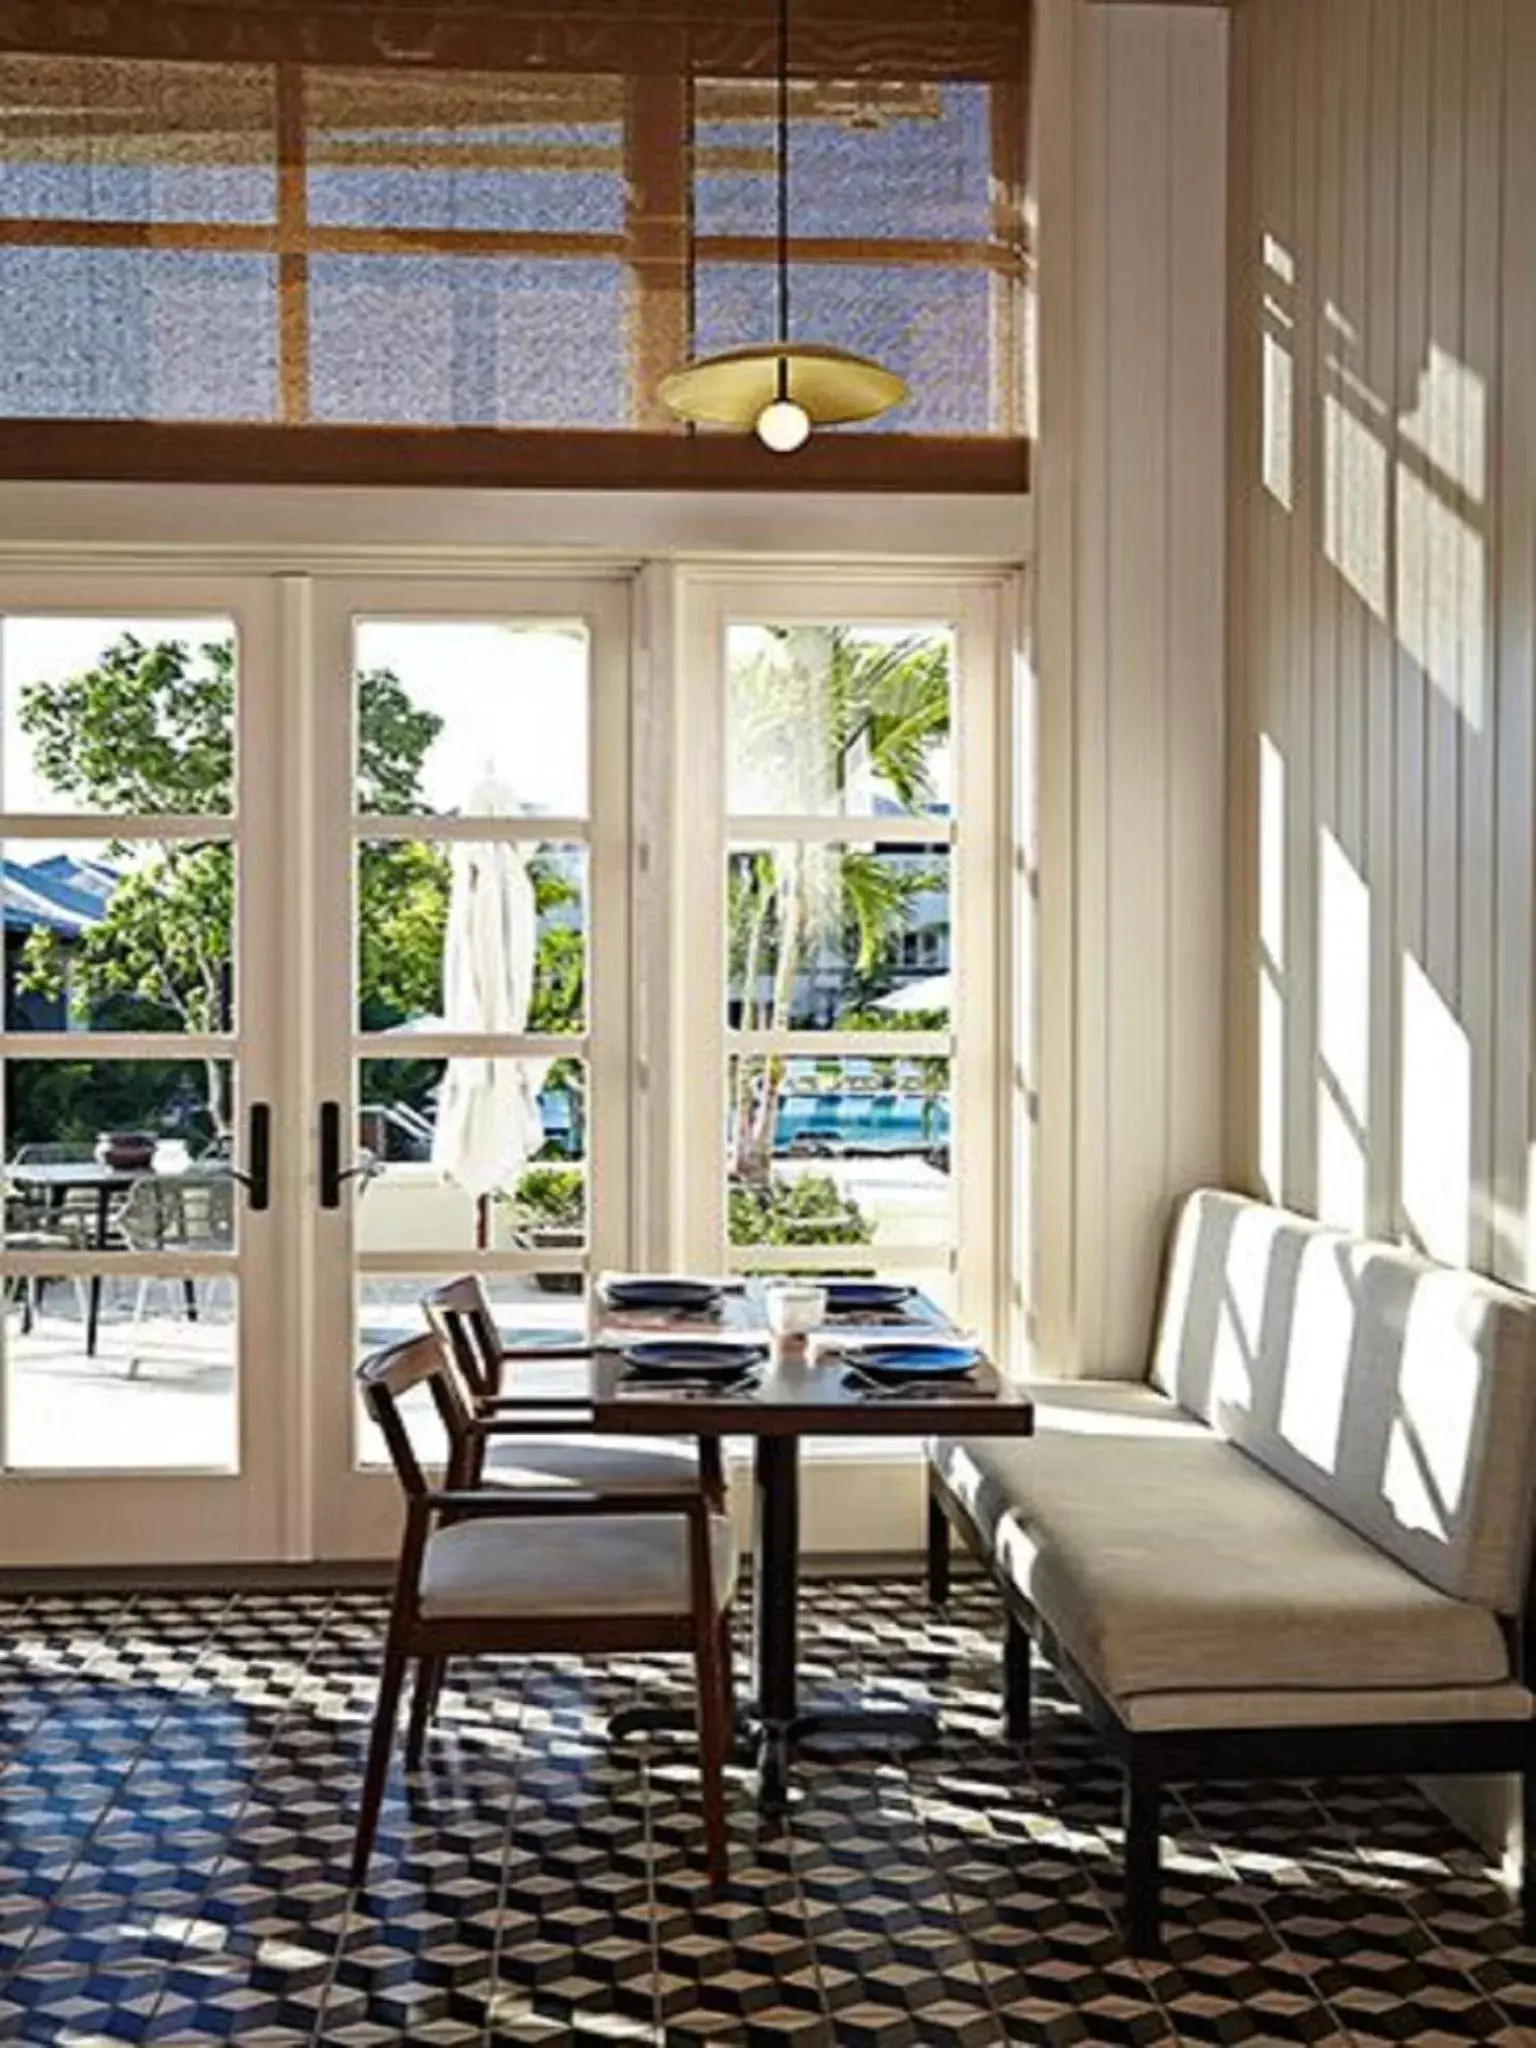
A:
658;343;908;431
657;0;905;447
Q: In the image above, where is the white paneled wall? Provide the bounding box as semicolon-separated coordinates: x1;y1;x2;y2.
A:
1035;2;1230;1379
1228;0;1536;1291
1226;0;1536;1865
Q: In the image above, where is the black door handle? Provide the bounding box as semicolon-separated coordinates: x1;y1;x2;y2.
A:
226;1101;270;1211
319;1100;377;1207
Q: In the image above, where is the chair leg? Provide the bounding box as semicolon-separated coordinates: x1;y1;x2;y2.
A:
350;1649;409;1888
405;1656;442;1770
926;1485;952;1607
699;1436;727;1512
182;1277;199;1324
694;1609;730;1890
1122;1766;1164;1957
1003;1611;1032;1744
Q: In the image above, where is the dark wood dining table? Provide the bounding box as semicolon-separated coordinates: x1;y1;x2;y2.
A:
583;1284;1034;1804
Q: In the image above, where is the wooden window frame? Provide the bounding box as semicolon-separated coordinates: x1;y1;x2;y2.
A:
0;5;1030;490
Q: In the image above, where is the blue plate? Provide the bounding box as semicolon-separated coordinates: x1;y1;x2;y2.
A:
604;1278;722;1311
622;1340;764;1379
847;1342;980;1379
824;1281;912;1315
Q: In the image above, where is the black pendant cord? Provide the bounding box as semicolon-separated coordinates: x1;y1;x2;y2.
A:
775;0;790;402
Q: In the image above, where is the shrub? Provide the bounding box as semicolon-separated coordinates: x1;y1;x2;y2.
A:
727;1172;872;1247
509;1164;585;1232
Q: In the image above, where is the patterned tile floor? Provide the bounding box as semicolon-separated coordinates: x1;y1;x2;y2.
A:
0;1578;1531;2047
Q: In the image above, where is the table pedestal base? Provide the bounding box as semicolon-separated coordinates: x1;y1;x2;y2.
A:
607;1698;941;1802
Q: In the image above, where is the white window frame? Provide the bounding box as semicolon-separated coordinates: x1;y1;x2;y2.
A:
662;569;1013;1353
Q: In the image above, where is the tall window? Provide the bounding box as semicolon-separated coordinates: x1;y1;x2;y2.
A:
676;576;1007;1336
0;3;1029;483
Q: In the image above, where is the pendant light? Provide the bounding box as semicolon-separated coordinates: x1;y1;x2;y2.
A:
657;0;908;450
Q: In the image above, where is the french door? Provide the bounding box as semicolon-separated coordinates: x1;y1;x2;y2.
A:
0;573;286;1564
0;561;1010;1569
304;578;632;1559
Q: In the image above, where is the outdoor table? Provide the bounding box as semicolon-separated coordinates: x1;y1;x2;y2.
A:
584;1285;1034;1804
7;1160;138;1358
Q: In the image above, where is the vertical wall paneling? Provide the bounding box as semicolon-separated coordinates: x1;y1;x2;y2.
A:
1493;0;1536;1286
1069;0;1113;1374
1103;9;1174;1372
1230;0;1536;1295
1167;7;1230;1218
1048;1;1229;1379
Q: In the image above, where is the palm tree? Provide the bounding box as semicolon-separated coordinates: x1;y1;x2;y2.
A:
728;626;951;1185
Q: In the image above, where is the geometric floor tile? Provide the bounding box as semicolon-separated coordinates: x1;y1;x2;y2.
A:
0;1576;1532;2044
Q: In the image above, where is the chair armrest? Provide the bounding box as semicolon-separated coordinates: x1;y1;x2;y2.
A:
424;1487;705;1519
467;1413;597;1435
496;1344;594;1363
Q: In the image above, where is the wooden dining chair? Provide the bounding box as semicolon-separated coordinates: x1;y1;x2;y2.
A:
421;1275;727;1508
352;1332;735;1888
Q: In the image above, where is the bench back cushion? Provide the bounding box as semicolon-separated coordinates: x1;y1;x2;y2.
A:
1151;1189;1536;1613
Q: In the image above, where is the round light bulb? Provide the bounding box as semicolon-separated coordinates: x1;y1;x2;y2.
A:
755;397;811;453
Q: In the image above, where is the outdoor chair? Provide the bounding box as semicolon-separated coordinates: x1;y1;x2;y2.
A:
352;1332;735;1887
113;1171;235;1374
421;1275;727;1507
10;1142;106;1249
3;1174;88;1332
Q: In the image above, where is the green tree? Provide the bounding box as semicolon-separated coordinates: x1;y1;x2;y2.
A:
17;635;450;1134
727;626;951;1187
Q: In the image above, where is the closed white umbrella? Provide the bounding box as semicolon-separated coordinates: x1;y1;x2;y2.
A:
431;780;547;1241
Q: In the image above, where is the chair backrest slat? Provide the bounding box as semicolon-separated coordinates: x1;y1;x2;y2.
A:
421;1276;504;1399
357;1332;475;1498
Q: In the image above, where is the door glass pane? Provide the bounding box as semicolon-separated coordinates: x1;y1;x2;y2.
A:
5;1273;236;1472
356;1056;586;1254
356;838;585;1035
728;1053;952;1252
728;842;950;1029
726;623;953;818
4;838;234;1032
353;619;589;817
355;1274;588;1469
6;1057;236;1251
0;617;236;815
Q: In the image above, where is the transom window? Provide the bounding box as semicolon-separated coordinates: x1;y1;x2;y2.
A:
0;2;1029;476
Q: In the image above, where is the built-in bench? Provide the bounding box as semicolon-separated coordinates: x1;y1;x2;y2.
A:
927;1188;1536;1952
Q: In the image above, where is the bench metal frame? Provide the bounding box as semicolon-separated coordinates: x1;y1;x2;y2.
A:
926;1461;1536;1956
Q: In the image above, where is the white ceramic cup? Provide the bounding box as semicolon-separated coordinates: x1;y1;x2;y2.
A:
765;1281;828;1337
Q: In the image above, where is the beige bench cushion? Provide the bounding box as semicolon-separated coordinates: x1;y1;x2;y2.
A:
932;1420;1510;1703
484;1434;705;1493
420;1512;736;1621
1152;1188;1536;1613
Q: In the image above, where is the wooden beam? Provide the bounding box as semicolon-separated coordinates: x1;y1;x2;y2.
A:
275;62;309;422
626;56;692;428
0;419;1029;493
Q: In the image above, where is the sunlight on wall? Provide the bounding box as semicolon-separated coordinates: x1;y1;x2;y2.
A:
1393;346;1489;731
1401;954;1472;1267
1322;390;1389;621
1257;734;1286;1199
1263;331;1294;511
1398;343;1487;504
1316;828;1369;1231
1260;235;1295;511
